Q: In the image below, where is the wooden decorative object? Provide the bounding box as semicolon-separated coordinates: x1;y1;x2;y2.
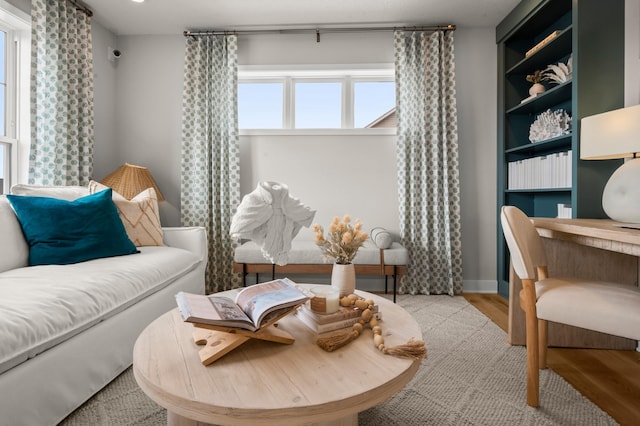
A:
525;30;561;57
189;305;300;365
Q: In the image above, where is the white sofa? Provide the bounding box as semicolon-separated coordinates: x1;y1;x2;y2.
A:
0;187;207;426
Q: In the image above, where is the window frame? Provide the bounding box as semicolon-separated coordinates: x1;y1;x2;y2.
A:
0;1;30;193
238;65;396;136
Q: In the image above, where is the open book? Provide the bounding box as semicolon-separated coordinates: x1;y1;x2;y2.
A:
175;278;309;332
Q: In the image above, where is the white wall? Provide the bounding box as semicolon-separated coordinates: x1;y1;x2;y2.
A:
626;0;640;106
93;29;498;292
92;21;119;181
455;27;498;292
237;32;399;240
87;0;640;292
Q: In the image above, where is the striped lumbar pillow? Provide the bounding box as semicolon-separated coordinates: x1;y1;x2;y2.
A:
89;180;164;246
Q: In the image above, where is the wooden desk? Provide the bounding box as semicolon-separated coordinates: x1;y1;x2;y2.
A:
132;285;422;426
508;218;639;350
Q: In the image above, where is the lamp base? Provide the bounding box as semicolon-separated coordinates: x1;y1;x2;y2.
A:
602;158;640;223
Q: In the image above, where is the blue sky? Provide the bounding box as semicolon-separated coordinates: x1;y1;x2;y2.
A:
238;81;395;129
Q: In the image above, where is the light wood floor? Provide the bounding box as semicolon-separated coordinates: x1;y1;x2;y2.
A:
463;293;640;426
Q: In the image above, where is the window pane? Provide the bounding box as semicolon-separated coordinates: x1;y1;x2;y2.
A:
295;82;341;128
0;85;5;136
354;82;396;128
0;143;5;194
0;31;5;83
0;31;4;137
238;83;283;128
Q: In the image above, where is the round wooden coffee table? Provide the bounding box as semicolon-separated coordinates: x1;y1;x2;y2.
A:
133;284;423;425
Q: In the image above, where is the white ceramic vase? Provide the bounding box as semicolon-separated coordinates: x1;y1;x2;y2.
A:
529;83;546;97
331;263;356;298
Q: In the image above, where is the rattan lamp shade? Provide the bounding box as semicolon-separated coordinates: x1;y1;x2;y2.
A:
101;163;165;201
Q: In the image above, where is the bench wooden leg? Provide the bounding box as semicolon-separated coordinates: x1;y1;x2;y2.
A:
393;266;397;303
242;264;247;287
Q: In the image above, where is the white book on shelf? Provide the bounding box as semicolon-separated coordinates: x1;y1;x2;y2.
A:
565;150;573;187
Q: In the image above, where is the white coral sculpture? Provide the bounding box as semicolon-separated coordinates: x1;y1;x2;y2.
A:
529;109;572;143
543;55;572;84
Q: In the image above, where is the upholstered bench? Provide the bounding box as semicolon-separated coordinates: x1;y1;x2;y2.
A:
233;239;407;302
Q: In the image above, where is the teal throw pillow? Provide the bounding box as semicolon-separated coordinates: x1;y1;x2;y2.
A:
6;188;138;266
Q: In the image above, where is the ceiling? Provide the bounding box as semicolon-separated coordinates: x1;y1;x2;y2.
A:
82;0;521;36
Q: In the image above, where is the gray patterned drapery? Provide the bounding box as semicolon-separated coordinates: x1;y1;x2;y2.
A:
30;0;94;185
394;30;463;295
180;35;241;293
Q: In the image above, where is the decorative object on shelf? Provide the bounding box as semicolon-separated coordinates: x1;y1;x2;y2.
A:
313;215;368;297
581;104;640;222
526;70;546;97
525;29;561;57
316;293;427;360
529;109;572;143
543;55;572;84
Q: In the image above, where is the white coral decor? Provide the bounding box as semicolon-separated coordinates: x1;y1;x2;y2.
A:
529;109;571;143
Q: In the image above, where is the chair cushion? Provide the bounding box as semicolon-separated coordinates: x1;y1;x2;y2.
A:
535;277;640;340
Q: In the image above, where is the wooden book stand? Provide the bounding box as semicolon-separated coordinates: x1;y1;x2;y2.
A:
191;305;299;365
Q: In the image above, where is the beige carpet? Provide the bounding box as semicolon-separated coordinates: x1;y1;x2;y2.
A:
60;295;617;425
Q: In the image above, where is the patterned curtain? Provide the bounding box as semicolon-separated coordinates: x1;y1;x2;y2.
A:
30;0;94;185
181;35;241;294
394;30;462;295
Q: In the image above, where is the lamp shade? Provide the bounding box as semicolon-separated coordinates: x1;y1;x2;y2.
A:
101;163;164;201
580;104;640;222
580;104;640;160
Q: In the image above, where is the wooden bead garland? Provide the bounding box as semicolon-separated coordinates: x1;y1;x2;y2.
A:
315;293;427;360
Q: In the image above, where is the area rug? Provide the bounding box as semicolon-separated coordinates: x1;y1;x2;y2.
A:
60;295;617;425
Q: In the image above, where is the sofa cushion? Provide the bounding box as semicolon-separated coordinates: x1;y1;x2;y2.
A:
0;245;202;375
0;196;29;273
6;189;138;266
89;180;164;247
10;184;89;200
234;239;408;265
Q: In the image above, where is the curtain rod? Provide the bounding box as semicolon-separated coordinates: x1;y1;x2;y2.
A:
183;24;455;38
69;0;93;17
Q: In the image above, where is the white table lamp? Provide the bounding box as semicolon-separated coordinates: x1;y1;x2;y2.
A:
580;104;640;222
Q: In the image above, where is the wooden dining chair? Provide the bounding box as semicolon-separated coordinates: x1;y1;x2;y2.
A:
500;205;640;407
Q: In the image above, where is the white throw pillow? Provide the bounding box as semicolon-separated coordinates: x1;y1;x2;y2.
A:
370;227;393;249
10;184;89;200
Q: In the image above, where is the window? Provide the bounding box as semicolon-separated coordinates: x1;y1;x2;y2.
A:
238;82;283;129
0;1;30;194
294;81;342;128
238;66;395;133
354;81;395;128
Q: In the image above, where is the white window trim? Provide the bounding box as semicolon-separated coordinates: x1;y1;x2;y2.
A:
0;0;30;190
238;64;396;136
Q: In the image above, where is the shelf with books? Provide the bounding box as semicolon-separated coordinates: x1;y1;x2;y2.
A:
505;134;571;157
496;0;624;298
506;26;572;76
